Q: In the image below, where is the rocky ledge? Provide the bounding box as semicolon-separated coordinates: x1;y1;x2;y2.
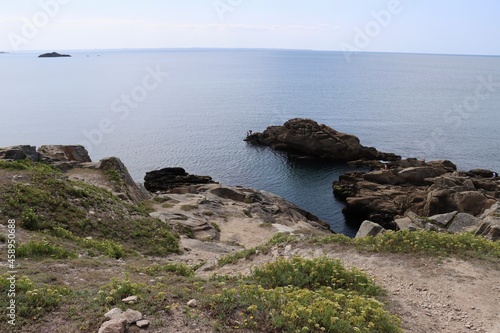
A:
38;52;71;58
144;167;216;192
333;158;500;240
245;118;400;163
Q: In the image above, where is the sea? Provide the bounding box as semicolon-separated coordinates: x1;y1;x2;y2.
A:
1;49;499;236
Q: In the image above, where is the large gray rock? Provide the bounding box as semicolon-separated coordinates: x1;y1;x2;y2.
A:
427;211;458;228
355;220;386;238
447;213;480;233
246;118;400;162
98;318;127;333
0;145;40;161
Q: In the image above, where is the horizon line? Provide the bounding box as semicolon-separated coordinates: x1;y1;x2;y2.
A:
2;47;500;58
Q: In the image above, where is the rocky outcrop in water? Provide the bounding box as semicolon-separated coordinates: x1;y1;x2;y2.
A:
38;52;71;58
144;167;216;192
245;118;400;163
333;158;499;229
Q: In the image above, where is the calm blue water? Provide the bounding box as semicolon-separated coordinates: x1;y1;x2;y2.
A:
1;49;499;236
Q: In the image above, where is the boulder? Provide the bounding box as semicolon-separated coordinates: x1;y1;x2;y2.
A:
104;308;123;320
246;118;400;162
447;213;480;234
98;318;127;333
38;145;91;163
0;145;39;161
144;167;215;192
427;211;458;228
397;166;448;185
475;203;500;241
355;220;385;238
122;309;142;324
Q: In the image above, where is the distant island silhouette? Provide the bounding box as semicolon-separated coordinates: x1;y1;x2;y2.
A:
38;52;71;58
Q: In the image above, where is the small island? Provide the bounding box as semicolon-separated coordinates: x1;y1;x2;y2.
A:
38;52;71;58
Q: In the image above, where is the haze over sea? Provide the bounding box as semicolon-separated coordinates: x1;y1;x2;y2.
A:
1;49;499;236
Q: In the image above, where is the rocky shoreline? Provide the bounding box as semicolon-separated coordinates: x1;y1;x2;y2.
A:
245;118;499;240
0;144;331;245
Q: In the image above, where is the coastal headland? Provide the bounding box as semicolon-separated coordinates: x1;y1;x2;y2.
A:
0;135;498;332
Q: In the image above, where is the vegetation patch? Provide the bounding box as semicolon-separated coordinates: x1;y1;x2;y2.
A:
312;231;500;260
134;262;195;277
0;274;70;325
17;239;77;259
207;257;401;332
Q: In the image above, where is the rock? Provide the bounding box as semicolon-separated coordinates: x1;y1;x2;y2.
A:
427;211;458;228
136;320;150;328
395;217;413;231
38;145;91;163
98;318;127;333
333;159;498;229
210;186;247;202
245;118;400;163
104;308;123;320
99;157;151;203
122;309;142;324
447;213;480;234
397;166;448;186
468;169;497;178
38;52;71;58
121;295;138;304
144;167;215;192
355;220;386;238
196;258;219;272
475;203;500;241
454;191;495;216
0;145;40;161
187;299;199;307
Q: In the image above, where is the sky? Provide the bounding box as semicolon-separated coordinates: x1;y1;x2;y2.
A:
1;0;499;55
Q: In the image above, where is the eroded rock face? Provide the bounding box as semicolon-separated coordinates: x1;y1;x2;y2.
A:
144;167;216;192
38;145;91;163
333;159;498;228
245;118;400;163
0;145;40;161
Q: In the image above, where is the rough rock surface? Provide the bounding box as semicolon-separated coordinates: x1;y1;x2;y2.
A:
38;145;92;163
333;159;498;229
149;183;331;242
245;118;400;163
0;145;40;161
355;220;385;237
144;167;216;192
475;203;500;241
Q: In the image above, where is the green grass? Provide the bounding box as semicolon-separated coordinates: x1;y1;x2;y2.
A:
314;230;500;260
134;262;195;277
17;239;78;259
0;159;181;257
